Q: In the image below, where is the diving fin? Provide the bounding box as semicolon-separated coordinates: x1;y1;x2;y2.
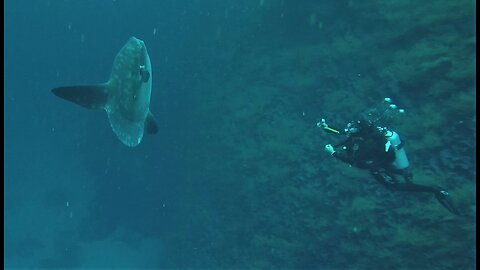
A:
52;84;108;110
434;188;459;215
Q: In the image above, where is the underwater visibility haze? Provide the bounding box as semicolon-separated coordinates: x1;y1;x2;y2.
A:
4;0;476;269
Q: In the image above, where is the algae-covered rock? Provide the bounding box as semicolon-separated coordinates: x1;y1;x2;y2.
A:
173;0;476;268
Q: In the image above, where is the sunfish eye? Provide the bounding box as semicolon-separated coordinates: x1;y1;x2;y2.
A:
139;65;150;83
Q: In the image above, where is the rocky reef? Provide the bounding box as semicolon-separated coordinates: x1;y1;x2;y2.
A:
165;0;476;269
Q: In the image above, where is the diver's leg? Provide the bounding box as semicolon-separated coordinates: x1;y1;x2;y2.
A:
401;169;413;183
396;171;459;215
384;181;435;192
369;170;459;215
370;169;402;187
395;184;460;215
389;168;413;183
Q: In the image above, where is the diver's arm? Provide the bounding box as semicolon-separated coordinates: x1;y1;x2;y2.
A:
325;143;352;164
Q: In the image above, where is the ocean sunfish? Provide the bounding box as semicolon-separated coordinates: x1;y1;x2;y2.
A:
52;36;158;147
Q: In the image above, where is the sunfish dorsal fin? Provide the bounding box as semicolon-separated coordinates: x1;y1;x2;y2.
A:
51;84;109;110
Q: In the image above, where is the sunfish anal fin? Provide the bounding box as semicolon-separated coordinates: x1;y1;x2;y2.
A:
145;111;159;134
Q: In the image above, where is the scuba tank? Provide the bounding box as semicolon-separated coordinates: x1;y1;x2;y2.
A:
384;130;409;169
361;97;409;169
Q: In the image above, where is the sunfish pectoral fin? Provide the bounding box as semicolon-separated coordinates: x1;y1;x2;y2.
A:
145;111;159;134
51;84;109;109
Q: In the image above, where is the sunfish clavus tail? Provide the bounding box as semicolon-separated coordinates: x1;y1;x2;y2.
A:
51;36;158;147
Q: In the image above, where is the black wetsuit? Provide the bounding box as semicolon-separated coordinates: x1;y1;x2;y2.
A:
331;127;459;215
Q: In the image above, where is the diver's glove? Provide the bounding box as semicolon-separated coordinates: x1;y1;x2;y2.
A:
433;187;460;215
324;144;335;155
317;118;328;128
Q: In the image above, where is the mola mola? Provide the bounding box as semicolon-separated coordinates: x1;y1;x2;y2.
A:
52;36;158;147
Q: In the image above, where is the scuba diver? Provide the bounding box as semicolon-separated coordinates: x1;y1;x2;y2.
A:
318;98;459;215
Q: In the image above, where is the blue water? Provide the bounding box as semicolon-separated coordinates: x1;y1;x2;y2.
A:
4;0;476;269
